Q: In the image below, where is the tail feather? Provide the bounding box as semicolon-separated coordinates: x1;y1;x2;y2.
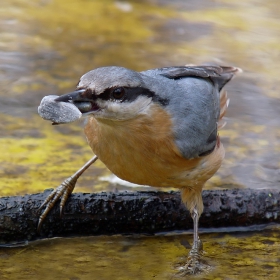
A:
212;66;242;91
218;89;230;130
217;66;242;129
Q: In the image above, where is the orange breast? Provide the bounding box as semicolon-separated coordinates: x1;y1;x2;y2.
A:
84;104;224;189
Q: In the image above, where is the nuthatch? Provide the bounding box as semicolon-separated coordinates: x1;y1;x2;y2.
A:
38;65;241;273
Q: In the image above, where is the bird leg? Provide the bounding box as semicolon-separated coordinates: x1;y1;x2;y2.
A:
186;206;203;269
190;206;203;253
37;155;98;232
177;206;207;276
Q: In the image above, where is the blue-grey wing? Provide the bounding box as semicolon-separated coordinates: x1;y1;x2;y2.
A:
142;65;239;159
142;65;239;91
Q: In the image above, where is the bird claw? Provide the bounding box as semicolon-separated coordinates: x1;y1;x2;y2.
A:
176;240;210;276
37;175;77;232
184;249;203;275
37;156;98;232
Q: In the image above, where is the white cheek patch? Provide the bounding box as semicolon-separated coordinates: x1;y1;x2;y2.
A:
98;96;153;120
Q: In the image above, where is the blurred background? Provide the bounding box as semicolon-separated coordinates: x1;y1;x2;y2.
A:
1;0;280;196
0;0;279;279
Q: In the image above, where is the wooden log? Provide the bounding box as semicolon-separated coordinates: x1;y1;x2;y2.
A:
0;188;279;244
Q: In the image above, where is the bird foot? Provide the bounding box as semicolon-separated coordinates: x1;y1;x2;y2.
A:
175;240;211;276
37;175;77;232
37;156;98;232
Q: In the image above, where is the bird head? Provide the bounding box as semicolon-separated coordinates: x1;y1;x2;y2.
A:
55;66;157;121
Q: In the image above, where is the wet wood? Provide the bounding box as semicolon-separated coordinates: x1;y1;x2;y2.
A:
0;188;279;244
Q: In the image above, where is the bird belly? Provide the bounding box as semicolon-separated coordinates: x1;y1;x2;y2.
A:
84;105;224;188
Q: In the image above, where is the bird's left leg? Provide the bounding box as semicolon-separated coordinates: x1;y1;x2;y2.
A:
177;188;208;275
185;206;204;272
37;155;98;231
177;204;208;275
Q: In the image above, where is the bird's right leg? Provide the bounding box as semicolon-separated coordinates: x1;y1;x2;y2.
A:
37;155;98;231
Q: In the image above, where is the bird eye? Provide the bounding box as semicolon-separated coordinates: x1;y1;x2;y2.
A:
112;87;125;100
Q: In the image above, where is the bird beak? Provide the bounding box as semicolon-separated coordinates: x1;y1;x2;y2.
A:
55;89;99;114
55;89;87;102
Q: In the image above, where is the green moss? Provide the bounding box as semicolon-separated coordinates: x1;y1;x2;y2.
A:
0;229;279;279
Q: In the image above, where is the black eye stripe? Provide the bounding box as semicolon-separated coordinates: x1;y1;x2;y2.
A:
98;88;111;100
97;87;169;106
79;88;94;99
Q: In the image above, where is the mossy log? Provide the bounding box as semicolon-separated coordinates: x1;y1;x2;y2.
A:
0;188;279;244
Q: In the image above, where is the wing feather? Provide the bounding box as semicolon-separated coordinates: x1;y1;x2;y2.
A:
159;65;242;91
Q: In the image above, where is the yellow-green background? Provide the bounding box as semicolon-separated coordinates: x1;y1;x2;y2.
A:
0;0;279;279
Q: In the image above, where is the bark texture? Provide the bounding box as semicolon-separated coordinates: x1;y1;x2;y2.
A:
0;188;279;244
